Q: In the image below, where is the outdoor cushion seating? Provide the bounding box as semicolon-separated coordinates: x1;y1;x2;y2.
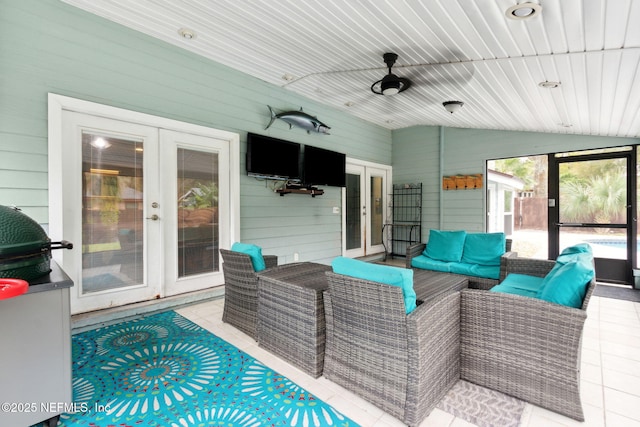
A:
323;259;466;426
460;245;597;421
492;243;595;308
331;256;417;313
220;244;278;339
406;230;514;289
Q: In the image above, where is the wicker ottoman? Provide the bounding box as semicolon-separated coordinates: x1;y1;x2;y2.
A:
257;262;331;378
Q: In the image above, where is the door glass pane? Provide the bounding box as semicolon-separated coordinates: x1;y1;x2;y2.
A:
370;176;384;246
177;148;219;277
345;173;361;250
559;158;627;258
82;133;144;293
559;158;627;224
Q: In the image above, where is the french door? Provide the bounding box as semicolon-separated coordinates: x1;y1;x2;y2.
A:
57;110;232;313
550;149;635;284
343;162;390;257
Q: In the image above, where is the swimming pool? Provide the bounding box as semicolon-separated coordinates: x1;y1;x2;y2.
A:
583;239;629;259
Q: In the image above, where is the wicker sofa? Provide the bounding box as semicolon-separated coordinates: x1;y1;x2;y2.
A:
460;254;596;421
406;232;514;290
323;269;466;426
220;248;278;339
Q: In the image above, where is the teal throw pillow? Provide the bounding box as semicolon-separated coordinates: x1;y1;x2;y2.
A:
231;242;266;272
537;244;594;308
424;229;467;262
331;256;417;314
558;243;592;256
461;232;506;266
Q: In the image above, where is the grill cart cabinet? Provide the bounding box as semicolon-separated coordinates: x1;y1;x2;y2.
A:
0;262;73;427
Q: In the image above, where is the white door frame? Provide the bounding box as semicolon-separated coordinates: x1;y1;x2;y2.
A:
48;94;240;312
342;158;392;257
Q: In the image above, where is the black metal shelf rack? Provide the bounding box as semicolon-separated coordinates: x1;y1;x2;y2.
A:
383;183;422;259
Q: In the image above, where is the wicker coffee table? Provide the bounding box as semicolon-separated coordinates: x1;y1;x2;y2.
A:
257;262;331;378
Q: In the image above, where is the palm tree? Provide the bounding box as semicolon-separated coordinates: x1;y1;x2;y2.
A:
560;181;593;223
590;173;626;224
560;172;626;225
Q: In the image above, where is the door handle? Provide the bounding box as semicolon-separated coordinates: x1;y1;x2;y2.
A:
146;214;160;221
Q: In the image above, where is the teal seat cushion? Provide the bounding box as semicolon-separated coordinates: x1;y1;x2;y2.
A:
424;229;467;262
461;232;506;266
449;262;501;280
332;256;417;314
231;242;266;272
537;244;594;308
491;273;545;298
411;255;452;273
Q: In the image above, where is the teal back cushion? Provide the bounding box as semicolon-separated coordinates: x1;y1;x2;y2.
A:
424;229;467;262
332;256;417;314
461;232;506;266
537;244;594;308
556;243;592;260
231;242;266;272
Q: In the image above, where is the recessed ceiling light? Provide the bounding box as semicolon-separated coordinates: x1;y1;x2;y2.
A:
506;3;542;20
177;28;196;40
539;81;562;89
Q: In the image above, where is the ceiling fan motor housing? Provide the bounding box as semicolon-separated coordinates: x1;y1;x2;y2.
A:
381;73;401;95
371;52;411;95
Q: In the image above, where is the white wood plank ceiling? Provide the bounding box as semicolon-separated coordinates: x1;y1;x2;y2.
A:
61;0;640;138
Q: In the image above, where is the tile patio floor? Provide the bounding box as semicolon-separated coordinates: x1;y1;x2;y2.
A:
176;293;640;427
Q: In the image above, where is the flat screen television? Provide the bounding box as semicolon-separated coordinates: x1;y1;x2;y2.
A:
246;133;301;180
303;145;346;187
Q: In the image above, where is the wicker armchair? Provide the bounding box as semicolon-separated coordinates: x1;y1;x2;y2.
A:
460;256;596;421
323;272;460;426
220;249;278;339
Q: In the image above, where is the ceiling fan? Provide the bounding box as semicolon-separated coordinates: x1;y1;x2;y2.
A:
370;52;412;96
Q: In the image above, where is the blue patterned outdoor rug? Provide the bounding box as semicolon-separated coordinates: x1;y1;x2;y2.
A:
56;311;358;426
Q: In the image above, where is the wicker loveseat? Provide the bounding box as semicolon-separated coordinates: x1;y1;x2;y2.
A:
220;248;278;339
323;267;464;426
460;250;596;421
406;230;514;290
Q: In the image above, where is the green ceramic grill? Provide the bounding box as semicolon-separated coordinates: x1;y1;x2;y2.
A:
0;205;72;281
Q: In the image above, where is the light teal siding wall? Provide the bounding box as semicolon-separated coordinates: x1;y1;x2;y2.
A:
6;0;640;261
391;126;441;234
393;125;640;240
1;0;391;263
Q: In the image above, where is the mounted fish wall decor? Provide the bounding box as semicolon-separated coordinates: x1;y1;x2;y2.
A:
265;106;331;135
